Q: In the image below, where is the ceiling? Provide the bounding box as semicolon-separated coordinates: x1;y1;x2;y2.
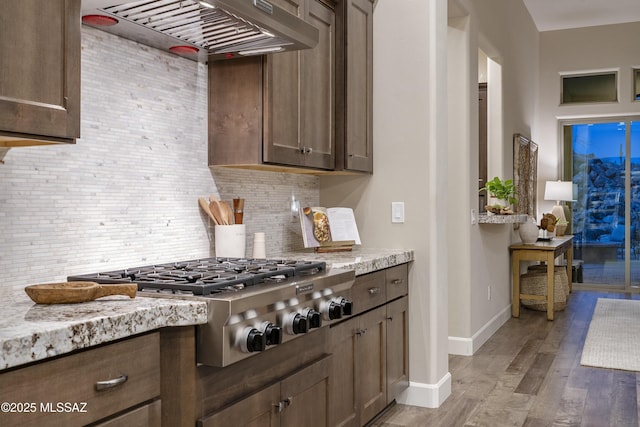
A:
523;0;640;32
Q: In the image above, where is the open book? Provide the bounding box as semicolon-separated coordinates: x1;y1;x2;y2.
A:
299;207;362;249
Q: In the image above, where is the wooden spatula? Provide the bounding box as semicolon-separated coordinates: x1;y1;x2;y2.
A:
199;197;217;224
209;200;227;225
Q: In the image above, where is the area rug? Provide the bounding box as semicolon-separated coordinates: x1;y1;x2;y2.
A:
581;298;640;371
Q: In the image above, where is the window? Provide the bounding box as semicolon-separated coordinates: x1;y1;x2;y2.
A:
561;72;617;104
634;68;640;101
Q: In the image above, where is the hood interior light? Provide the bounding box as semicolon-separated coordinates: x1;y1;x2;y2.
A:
169;45;200;54
239;46;284;56
82;14;119;26
199;1;215;8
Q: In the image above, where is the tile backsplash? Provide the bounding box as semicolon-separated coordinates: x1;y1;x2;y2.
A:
0;27;318;289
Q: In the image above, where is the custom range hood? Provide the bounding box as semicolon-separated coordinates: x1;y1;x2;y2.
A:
81;0;319;61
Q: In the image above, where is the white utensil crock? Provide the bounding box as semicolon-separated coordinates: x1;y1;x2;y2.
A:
215;224;246;258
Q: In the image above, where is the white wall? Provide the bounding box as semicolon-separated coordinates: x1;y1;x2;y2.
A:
321;0;451;407
537;22;640;212
321;0;539;406
446;0;539;354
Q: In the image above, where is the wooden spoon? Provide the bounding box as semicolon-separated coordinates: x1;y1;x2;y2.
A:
25;282;137;304
199;197;217;224
209;200;227;225
220;201;234;225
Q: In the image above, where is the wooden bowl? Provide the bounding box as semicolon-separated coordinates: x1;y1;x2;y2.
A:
24;282;137;304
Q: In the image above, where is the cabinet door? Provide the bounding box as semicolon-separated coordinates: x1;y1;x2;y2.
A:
264;0;305;166
386;296;409;403
265;0;335;170
281;356;330;427
300;0;335;169
357;305;387;424
328;317;359;427
198;383;280;427
343;0;373;172
0;0;80;143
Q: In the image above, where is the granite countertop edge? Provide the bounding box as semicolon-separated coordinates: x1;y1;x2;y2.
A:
0;296;208;372
0;248;413;372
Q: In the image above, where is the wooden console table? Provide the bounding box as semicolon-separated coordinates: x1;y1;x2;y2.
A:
510;235;573;321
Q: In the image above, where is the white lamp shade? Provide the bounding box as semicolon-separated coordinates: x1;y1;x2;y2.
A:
544;181;573;202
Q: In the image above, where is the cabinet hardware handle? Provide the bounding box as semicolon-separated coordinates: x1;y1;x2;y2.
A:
356;328;367;336
387;316;393;321
306;147;313;154
368;287;381;295
391;279;404;285
275;397;293;413
95;374;128;391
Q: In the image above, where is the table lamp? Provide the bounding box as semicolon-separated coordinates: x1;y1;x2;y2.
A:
544;180;573;223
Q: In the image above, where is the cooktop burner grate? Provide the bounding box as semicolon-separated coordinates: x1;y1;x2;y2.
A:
68;257;326;296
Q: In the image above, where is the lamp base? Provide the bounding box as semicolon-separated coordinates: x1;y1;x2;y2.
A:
551;204;566;223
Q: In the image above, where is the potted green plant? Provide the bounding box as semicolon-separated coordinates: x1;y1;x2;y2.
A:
480;176;517;214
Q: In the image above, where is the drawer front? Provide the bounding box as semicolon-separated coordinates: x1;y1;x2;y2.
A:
386;264;409;301
351;270;386;314
0;332;160;427
94;399;161;427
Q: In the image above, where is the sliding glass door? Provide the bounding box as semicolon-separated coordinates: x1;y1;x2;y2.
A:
565;119;640;289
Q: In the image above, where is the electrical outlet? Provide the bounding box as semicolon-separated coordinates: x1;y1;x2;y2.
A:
488;285;491;300
471;209;477;225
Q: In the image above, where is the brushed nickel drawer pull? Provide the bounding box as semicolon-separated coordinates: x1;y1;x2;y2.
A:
95;374;128;391
391;279;404;285
368;287;381;295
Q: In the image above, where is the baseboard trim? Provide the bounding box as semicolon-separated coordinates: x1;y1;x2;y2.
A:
448;304;511;356
395;372;452;408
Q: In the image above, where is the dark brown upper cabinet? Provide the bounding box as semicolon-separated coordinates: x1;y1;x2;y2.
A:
0;0;81;146
209;0;374;174
209;0;336;172
335;0;374;173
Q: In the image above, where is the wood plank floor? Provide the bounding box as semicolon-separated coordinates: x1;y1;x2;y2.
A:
370;291;640;427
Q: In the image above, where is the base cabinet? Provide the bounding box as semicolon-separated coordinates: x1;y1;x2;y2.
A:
329;264;409;426
199;356;330;427
385;296;409;403
0;332;161;427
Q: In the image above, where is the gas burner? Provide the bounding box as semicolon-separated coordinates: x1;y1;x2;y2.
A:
67;257;326;296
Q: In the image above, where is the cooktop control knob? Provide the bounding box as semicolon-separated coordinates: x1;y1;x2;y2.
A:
237;327;267;353
332;297;353;316
282;312;309;335
261;321;283;346
301;307;322;329
319;300;343;321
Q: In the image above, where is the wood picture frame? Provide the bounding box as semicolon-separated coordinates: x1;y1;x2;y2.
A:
514;133;538;217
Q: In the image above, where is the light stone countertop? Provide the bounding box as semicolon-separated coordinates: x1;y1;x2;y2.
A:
0;248;412;372
0;287;208;371
278;247;414;276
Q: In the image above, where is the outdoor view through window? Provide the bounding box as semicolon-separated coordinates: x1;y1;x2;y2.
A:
567;121;640;289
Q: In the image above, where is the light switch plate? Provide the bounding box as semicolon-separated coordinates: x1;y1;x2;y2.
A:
391;202;405;223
